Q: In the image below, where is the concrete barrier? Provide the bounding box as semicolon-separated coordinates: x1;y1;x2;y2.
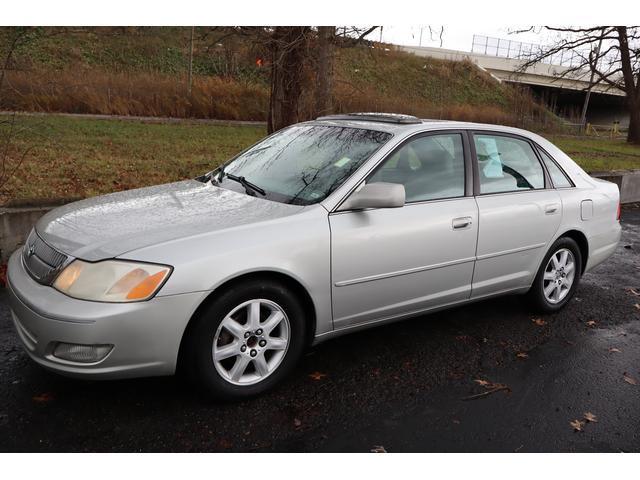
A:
0;205;53;261
2;170;640;262
591;170;640;204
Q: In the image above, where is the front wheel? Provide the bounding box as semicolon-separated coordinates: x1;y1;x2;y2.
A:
185;279;307;400
528;237;582;313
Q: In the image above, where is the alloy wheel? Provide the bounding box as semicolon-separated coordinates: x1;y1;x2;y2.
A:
543;248;576;304
212;299;290;386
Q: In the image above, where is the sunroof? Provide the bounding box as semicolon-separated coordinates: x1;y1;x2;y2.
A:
316;112;422;125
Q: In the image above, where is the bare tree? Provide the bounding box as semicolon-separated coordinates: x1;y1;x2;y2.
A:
230;26;377;133
0;27;33;101
266;26;378;132
266;26;312;133
0;27;63;198
197;26;312;133
518;26;640;144
0;28;33;196
313;26;336;118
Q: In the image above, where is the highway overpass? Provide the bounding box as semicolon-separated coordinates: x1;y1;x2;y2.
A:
401;38;628;127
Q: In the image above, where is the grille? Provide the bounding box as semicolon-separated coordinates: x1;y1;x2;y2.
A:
22;229;69;285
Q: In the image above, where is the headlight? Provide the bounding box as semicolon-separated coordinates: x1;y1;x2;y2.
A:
53;260;172;302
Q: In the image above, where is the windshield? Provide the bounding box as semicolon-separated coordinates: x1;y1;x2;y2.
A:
214;125;392;205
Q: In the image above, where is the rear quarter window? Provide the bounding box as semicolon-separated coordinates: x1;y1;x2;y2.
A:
538;148;573;188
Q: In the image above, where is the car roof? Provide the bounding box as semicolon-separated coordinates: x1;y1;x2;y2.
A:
308;113;537;137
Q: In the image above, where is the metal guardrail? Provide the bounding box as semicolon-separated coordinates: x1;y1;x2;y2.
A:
561;121;627;138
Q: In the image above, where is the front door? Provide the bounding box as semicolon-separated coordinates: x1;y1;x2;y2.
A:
329;131;478;330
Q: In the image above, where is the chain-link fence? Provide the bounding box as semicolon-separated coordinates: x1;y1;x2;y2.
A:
471;34;591;68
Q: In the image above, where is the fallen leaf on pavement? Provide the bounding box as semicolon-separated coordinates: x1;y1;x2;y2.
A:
452;419;461;425
634;304;640;310
623;373;638;385
474;379;491;387
32;392;55;403
516;352;529;359
308;371;327;381
609;347;621;353
570;419;585;432
293;418;302;428
586;320;597;327
371;445;387;453
626;287;640;296
532;318;546;326
583;412;598;423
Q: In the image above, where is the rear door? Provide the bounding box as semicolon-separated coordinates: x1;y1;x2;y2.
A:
470;131;562;298
329;131;478;329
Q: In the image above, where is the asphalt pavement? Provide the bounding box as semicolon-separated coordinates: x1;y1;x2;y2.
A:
1;207;639;452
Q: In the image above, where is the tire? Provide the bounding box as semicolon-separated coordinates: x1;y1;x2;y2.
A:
528;237;582;313
184;278;307;400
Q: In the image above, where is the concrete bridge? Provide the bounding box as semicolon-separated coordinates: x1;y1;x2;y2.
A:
401;38;628;127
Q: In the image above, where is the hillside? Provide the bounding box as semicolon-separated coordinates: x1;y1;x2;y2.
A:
0;27;555;128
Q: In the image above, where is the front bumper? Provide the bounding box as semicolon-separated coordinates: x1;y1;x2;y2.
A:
6;250;204;379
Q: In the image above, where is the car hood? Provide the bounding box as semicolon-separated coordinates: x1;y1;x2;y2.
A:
36;180;306;261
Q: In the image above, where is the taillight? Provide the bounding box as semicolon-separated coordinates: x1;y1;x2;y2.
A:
617;202;621;222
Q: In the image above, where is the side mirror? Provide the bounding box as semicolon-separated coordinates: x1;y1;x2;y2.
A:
338;182;405;211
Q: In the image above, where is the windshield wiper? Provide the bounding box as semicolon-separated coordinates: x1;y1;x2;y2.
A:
224;173;266;196
212;163;265;196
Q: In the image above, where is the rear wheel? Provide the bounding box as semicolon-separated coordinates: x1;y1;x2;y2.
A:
528;237;582;313
185;279;307;400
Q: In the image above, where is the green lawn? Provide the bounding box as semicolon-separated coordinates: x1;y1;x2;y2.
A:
547;135;640;172
1;114;639;206
0;114;266;205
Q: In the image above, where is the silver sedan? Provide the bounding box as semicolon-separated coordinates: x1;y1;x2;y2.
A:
6;113;621;399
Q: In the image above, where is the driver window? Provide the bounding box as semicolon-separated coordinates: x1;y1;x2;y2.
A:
474;134;545;194
368;133;465;203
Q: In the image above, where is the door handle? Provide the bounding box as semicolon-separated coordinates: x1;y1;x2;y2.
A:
452;216;473;230
545;203;560;215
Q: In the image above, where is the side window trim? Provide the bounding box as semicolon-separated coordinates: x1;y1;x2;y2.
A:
363;129;472;205
534;144;575;189
468;130;551;196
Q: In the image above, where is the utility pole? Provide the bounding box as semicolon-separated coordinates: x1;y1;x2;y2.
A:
580;31;604;132
419;27;423;47
187;26;194;97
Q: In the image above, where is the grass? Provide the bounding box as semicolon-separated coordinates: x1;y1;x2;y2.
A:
1;114;638;206
549;136;640;172
0;114;265;205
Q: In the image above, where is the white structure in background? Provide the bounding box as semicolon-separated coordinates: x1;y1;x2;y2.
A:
403;35;625;96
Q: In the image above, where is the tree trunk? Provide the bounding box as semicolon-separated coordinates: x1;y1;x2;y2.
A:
313;26;335;118
267;27;310;134
627;100;640;144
